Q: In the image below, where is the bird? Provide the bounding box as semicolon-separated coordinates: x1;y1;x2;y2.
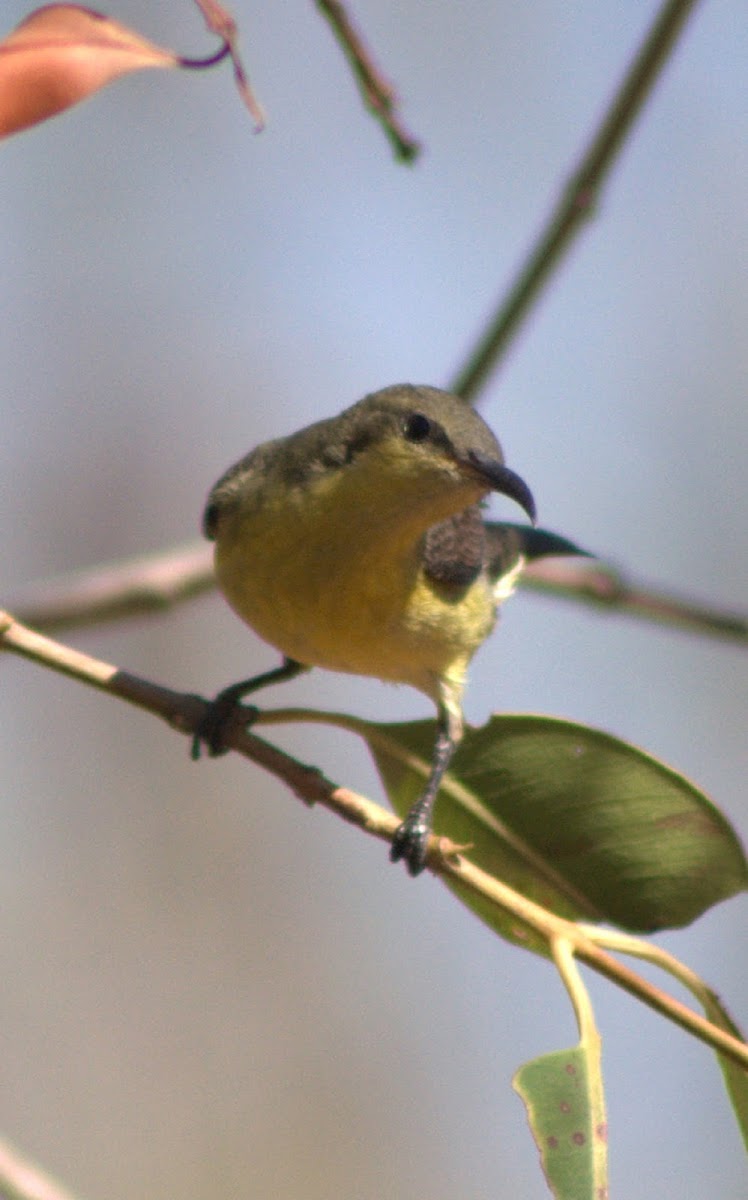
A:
194;383;582;875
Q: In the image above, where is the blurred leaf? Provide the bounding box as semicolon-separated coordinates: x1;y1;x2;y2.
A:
513;1045;608;1200
0;5;177;139
366;715;747;941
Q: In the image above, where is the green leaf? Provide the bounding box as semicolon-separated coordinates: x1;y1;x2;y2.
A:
701;994;748;1151
366;715;747;938
513;1045;608;1200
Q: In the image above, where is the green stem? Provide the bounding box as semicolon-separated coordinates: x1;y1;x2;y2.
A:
451;0;702;401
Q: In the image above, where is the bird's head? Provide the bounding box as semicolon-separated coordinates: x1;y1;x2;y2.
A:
331;384;537;525
202;383;536;540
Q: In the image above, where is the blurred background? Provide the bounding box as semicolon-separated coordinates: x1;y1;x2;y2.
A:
1;0;746;1196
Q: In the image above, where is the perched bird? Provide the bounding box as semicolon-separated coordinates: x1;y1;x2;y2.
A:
195;383;580;875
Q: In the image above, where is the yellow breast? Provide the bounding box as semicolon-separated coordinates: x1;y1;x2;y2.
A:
213;466;499;704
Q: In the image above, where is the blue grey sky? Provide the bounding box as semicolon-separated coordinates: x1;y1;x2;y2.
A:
1;2;746;1197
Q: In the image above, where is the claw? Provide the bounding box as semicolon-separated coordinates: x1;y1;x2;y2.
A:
191;693;258;760
390;816;430;876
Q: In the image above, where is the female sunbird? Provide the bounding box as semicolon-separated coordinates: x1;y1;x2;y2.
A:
195;384;577;875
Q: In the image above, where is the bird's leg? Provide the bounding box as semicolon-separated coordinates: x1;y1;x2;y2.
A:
191;657;307;760
390;700;462;876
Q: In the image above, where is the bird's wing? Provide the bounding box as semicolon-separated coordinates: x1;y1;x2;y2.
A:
422;506;487;587
485;522;591;582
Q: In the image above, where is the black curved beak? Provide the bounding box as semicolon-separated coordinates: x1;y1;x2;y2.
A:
468;451;537;525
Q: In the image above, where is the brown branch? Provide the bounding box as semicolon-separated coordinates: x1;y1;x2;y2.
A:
451;0;702;400
0;1136;81;1200
6;541;747;648
315;0;420;162
1;609;747;1073
6;543;215;633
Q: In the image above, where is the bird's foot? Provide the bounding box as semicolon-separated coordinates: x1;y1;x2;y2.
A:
191;661;305;761
390;815;431;876
191;687;259;760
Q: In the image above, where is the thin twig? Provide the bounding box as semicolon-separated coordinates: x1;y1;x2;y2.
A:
178;41;232;70
191;0;265;129
191;0;237;42
315;0;420;161
451;0;702;400
1;610;746;1072
521;558;748;644
6;541;747;648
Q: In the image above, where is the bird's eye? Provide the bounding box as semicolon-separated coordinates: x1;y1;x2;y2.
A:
203;502;220;539
403;412;432;442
